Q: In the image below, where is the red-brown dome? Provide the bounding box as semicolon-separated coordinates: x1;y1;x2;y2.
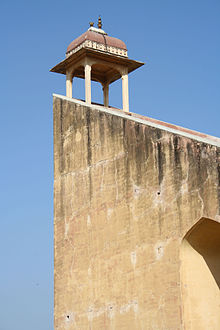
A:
66;30;127;54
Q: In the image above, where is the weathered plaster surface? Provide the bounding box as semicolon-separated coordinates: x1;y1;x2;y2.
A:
53;95;220;329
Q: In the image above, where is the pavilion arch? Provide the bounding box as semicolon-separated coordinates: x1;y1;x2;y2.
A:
65;57;129;110
180;217;220;329
91;62;122;107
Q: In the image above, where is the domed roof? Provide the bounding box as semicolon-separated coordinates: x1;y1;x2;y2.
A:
66;27;127;56
50;18;144;78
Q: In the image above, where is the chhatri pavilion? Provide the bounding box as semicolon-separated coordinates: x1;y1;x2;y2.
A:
50;17;144;112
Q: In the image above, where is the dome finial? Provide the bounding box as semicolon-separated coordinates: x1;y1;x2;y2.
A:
98;16;102;29
89;22;94;27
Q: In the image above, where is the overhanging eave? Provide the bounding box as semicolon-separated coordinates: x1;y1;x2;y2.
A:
50;48;144;84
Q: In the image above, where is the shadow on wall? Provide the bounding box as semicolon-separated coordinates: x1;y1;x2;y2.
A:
180;218;220;329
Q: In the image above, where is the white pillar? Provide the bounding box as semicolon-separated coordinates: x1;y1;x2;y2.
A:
121;68;129;112
102;83;109;107
85;64;91;104
66;72;73;98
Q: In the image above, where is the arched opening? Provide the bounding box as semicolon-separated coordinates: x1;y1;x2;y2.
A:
180;218;220;329
91;80;103;106
91;63;121;108
72;77;85;101
109;78;122;110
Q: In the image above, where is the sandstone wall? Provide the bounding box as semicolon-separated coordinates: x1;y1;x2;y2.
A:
53;96;220;329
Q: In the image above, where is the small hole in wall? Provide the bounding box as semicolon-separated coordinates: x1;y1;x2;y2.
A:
157;191;160;195
67;315;70;319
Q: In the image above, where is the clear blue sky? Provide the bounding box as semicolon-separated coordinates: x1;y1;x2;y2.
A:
1;0;219;329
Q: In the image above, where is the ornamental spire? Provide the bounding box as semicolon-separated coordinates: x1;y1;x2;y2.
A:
98;16;102;29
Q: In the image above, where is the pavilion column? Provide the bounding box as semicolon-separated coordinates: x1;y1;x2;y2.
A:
66;71;73;98
121;67;129;112
102;83;109;107
85;63;91;104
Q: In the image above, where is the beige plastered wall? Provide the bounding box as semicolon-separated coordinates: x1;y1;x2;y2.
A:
53;96;220;329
